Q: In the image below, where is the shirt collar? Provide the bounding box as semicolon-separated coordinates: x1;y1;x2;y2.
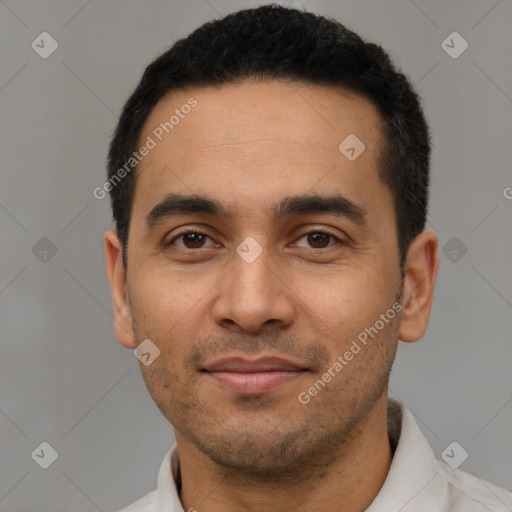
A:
366;397;447;511
156;442;183;511
154;397;447;512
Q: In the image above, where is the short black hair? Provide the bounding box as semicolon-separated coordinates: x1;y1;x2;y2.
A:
107;3;431;272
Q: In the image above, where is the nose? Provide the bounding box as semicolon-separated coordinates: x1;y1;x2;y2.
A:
212;240;296;334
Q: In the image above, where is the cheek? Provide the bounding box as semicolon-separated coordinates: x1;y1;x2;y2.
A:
294;270;393;349
131;270;205;329
129;271;218;372
130;276;201;387
138;357;197;424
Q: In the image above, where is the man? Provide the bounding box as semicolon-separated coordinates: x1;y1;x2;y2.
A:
103;4;512;511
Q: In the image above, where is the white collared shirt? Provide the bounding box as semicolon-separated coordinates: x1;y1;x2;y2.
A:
115;397;512;511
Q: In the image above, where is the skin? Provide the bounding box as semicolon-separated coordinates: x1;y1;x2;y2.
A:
104;80;438;512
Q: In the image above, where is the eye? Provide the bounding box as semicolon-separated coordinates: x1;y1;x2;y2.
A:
166;229;217;250
294;230;343;249
165;228;344;251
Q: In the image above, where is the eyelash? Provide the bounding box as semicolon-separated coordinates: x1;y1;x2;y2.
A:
165;227;344;251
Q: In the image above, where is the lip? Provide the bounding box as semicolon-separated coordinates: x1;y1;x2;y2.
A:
203;356;307;372
202;356;308;395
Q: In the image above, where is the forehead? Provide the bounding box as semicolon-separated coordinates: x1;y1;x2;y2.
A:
131;80;391;229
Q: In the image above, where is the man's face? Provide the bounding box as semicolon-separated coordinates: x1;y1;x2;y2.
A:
122;80;404;475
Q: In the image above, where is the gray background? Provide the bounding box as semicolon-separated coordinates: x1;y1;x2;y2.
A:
1;0;511;510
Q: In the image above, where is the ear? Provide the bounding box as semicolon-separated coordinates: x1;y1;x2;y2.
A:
398;230;439;343
103;229;136;348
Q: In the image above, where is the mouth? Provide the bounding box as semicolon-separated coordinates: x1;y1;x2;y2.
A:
201;356;309;395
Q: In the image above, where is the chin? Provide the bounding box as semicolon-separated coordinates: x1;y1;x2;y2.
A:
184;416;328;479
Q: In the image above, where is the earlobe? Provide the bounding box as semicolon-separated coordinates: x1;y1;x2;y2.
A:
103;229;136;349
398;230;439;343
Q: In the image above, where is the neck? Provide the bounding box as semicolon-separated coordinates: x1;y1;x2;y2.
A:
175;394;393;512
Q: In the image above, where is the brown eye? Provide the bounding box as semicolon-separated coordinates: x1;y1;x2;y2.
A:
295;230;341;249
181;232;207;249
308;232;331;248
167;230;215;250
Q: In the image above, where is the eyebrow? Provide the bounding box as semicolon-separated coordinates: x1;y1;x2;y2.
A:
145;192;368;231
